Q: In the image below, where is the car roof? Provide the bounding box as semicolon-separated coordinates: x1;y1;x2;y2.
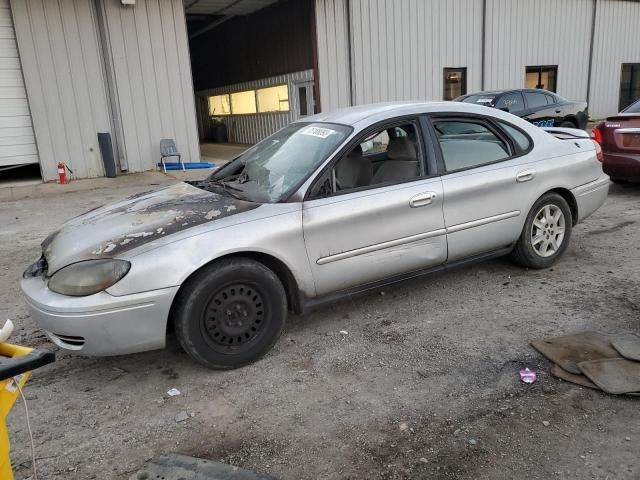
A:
465;88;558;97
302;101;494;127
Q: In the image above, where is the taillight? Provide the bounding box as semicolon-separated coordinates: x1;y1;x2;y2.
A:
593;140;603;162
591;124;603;145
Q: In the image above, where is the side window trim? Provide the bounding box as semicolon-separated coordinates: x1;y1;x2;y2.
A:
305;116;431;201
426;113;529;176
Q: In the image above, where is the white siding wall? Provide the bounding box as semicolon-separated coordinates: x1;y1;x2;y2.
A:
197;69;314;145
590;0;640;118
11;0;111;180
11;0;199;181
100;0;199;172
349;0;483;105
0;0;38;168
485;0;593;102
315;0;351;111
316;0;483;110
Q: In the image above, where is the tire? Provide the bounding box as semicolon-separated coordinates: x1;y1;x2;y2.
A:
173;257;287;369
610;178;627;184
511;193;573;269
559;121;576;128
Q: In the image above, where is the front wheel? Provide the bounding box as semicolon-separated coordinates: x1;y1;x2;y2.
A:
511;193;573;269
174;258;287;369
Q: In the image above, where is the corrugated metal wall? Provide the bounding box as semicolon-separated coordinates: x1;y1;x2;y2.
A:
11;0;111;180
315;0;640;119
590;0;640;118
98;0;199;171
0;0;38;168
485;0;593;102
196;69;314;145
315;0;351;111
315;0;483;109
11;0;199;181
349;0;483;104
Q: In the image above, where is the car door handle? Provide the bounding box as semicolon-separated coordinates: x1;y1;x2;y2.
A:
409;192;437;208
555;109;561;114
516;169;536;183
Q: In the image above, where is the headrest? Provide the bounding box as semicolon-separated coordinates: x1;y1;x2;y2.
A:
387;137;416;161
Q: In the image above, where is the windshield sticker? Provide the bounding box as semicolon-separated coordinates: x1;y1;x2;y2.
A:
476;98;494;104
301;126;337;139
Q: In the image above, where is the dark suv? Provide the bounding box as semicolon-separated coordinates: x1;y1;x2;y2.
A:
455;89;589;130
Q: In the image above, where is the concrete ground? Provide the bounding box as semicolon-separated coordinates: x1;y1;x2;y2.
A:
1;175;638;480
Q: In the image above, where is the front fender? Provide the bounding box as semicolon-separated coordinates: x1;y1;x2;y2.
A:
106;205;316;298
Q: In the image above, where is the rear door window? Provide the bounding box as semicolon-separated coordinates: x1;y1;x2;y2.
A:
495;92;525;114
432;119;511;172
524;92;548;109
498;121;532;152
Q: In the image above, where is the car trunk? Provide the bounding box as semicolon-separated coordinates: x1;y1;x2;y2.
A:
602;115;640;154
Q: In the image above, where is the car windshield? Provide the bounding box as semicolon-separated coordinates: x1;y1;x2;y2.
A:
623;100;640;113
198;122;352;203
459;94;497;106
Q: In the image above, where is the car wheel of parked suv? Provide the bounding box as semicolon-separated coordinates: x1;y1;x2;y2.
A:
511;192;573;269
174;257;287;369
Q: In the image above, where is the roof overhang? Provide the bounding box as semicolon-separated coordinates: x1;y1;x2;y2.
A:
184;0;279;16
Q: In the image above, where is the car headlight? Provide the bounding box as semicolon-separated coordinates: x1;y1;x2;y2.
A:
48;259;131;296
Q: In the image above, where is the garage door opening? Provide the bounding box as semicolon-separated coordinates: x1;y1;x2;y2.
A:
184;0;317;164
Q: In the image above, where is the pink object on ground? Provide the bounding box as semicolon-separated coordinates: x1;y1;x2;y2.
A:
519;367;537;384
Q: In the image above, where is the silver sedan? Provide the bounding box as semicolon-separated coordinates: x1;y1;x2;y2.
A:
21;102;609;368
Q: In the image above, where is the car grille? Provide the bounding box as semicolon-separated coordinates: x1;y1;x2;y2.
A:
49;332;85;349
23;255;48;278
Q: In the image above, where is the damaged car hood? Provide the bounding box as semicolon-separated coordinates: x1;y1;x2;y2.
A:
42;182;259;274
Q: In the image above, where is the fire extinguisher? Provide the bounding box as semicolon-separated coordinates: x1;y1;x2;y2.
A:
57;162;73;184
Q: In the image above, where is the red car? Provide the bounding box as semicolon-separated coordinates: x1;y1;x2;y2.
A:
592;99;640;183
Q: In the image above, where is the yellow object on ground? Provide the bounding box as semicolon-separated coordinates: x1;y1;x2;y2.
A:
0;342;54;480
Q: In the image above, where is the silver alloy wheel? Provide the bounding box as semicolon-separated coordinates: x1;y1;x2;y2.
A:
531;204;566;258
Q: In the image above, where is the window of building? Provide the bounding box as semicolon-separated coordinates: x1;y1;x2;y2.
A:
619;63;640;112
231;90;257;114
524;91;548;109
432;119;510;172
298;86;308;116
208;94;231;116
443;68;467;101
495;92;525;114
256;85;289;113
525;66;557;92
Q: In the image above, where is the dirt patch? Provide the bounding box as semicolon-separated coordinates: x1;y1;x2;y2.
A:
1;181;639;480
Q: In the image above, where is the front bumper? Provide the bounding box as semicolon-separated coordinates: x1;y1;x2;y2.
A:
21;276;178;356
571;173;610;223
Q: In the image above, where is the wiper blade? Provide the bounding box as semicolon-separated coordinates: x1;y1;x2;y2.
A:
194;179;244;199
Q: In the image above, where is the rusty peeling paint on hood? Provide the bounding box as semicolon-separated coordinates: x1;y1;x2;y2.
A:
42;182;259;274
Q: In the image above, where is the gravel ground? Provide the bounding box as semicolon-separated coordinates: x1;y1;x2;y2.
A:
1;175;638;480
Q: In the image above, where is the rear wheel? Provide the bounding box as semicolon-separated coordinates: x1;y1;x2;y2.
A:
511;193;573;269
174;258;287;369
559;121;576;128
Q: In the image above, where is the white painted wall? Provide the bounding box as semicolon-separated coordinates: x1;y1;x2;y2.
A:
485;0;593;102
315;0;640;119
100;0;200;172
11;0;111;180
11;0;199;181
315;0;351;111
590;0;640;118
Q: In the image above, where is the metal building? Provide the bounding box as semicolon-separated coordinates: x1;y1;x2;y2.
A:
0;0;639;182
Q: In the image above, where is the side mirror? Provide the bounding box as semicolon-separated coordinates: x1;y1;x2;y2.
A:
499;107;510;112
